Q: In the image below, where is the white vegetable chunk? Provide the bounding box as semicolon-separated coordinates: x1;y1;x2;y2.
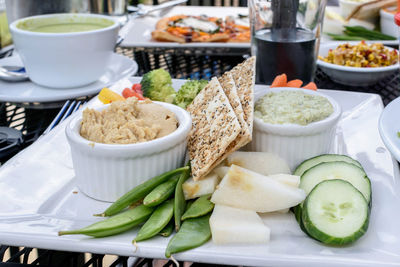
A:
182;172;219;200
213;166;230;179
226;151;291;176
210;205;270;244
211;165;306;212
268;174;300;188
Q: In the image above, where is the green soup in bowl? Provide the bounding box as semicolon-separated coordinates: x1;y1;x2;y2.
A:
17;15;114;33
10;13;119;88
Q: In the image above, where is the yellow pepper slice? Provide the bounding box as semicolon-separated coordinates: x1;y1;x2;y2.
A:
98;87;125;104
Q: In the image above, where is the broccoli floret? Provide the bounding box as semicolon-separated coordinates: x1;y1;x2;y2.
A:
141;69;176;103
174;79;208;109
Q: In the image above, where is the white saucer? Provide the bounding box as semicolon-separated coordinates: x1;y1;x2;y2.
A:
0;53;138;103
379;97;400;162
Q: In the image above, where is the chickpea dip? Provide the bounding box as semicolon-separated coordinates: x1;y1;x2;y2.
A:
254;91;334;125
80;98;178;144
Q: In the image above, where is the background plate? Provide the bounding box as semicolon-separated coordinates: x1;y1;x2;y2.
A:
379;97;400;162
0;79;400;266
120;6;250;48
0;53;138;103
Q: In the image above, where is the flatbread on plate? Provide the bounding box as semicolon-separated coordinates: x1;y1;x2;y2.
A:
205;73;252;171
228;56;256;135
187;77;241;180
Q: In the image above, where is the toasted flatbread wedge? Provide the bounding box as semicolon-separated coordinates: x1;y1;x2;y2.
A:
187;77;241;180
218;72;251;148
204;73;252;171
228;57;256;135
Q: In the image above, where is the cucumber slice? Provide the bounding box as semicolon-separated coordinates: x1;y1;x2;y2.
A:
293;205;310;235
302;179;369;245
300;161;371;203
294;154;363;177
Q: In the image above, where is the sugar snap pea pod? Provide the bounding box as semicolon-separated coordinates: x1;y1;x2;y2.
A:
100;166;189;217
174;167;190;231
59;205;154;238
185;200;194;211
134;199;174;242
143;176;179;207
159;220;174;237
165;214;211;258
181;194;214;220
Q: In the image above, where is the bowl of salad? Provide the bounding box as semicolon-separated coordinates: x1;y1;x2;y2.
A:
317;41;399;86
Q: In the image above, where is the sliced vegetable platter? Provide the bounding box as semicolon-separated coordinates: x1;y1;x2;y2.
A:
1;78;400;266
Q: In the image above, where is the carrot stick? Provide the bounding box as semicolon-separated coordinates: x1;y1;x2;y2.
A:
287;79;303;88
270;74;287;88
302;82;318;91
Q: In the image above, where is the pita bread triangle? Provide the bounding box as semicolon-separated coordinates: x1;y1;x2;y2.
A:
228;56;255;135
186;77;241;180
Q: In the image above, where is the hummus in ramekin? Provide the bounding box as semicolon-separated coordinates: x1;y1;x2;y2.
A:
80;98;178;144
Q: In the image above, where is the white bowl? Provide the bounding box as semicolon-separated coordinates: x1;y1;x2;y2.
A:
65;101;192;202
317;42;399;86
249;87;342;171
380;8;397;37
9;13;119;88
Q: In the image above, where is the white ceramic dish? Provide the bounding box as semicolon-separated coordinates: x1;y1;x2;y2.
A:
1;78;400;266
120;6;250;48
321;6;398;46
10;13;119;88
0;53;138;103
249;88;341;171
66;101;191;202
379;96;400;162
317;42;399;86
380;8;397;37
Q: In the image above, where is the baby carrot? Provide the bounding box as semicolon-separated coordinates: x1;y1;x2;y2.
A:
270;74;287;88
302;82;318;91
287;79;303;88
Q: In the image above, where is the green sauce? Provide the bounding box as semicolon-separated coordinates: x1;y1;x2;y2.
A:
255;91;334;125
17;15;114;33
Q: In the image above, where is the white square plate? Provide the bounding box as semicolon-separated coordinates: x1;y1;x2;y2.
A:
1;78;400;266
120;6;250;48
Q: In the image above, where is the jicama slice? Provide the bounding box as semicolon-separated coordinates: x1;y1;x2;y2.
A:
210;204;270;244
211;165;306;212
182;172;219;200
226;151;291;176
213;166;230;179
269;174;300;188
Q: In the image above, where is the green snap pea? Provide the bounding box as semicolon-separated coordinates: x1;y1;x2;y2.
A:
100;166;189;217
174;167;190;231
181;194;214;220
134;199;174;242
185;200;194;211
159;220;174;237
143;176;179;207
165;214;211;258
58;205;154;238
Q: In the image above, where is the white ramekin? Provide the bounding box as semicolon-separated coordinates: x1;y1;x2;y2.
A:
249;87;342;171
65;101;192;202
9;13;119;88
380;8;397;37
